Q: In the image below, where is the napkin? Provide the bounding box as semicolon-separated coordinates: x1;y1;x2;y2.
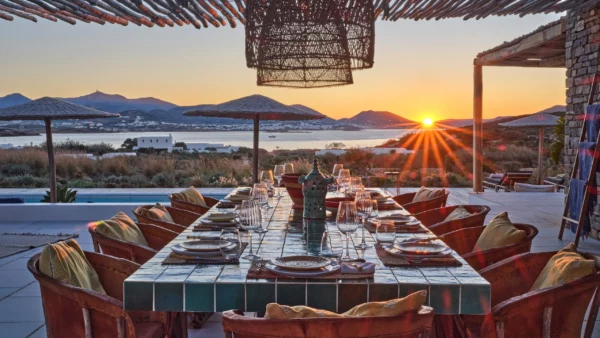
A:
341;262;376;274
207;213;236;221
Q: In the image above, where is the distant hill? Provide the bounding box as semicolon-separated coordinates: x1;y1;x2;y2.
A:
64;91;178;113
290;104;336;124
0;93;31;108
338;110;417;128
438;105;566;128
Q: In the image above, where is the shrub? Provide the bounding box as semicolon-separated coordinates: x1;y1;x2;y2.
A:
0;163;32;176
152;173;176;187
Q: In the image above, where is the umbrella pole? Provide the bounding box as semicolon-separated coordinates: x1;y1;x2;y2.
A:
538;127;544;185
253;115;260;184
44;118;56;203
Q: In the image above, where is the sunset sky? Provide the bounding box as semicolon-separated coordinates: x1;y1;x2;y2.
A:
0;13;565;121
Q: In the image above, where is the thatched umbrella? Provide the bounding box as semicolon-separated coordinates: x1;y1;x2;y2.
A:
185;94;324;182
499;112;560;184
0;97;119;202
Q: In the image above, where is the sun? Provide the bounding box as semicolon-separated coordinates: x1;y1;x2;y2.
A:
423;118;434;127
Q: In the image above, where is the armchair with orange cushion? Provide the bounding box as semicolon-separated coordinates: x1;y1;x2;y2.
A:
471;246;600;338
392;187;449;214
440;212;538;271
133;204;200;233
27;240;186;338
414;205;491;236
89;213;178;264
169;186;219;215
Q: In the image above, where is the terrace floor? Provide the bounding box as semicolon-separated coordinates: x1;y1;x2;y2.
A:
0;187;598;337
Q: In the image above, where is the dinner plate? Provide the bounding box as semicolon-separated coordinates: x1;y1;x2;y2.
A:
219;199;242;205
200;218;238;227
206;213;236;222
179;240;228;252
265;261;340;277
171;244;225;257
395;242;448;255
384;245;452;258
271;256;331;271
379;214;412;221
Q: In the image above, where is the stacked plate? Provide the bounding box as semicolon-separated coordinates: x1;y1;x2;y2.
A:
171;240;231;257
199;212;238;227
375;214;421;229
384;241;452;259
265;256;340;277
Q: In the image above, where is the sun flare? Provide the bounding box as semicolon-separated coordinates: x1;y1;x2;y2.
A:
423;118;433;127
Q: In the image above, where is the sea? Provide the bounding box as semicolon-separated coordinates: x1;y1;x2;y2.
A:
1;129;414;151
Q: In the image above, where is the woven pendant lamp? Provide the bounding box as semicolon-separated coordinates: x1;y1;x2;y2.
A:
245;0;374;88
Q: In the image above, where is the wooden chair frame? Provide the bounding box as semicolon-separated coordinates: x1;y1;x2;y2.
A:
477;251;600;338
440;223;538;271
414;205;491;236
169;195;219;215
221;307;434;338
482;171;534;192
133;205;200;233
27;251;186;338
88;222;178;264
392;190;449;214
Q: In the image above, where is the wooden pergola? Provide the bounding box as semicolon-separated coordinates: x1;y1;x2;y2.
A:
472;18;566;192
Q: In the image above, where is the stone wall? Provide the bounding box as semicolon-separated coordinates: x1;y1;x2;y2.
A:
565;7;600;238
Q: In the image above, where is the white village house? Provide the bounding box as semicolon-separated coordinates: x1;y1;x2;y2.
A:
133;134;239;153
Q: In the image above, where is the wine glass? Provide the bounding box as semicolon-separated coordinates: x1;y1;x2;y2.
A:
355;194;373;250
251;184;270;232
370;199;379;219
238;200;263;260
336;201;359;261
320;231;344;261
283;163;294;174
349;177;362;194
273;165;284;198
332;164;343;196
220;228;241;260
375;220;396;246
260;170;274;191
337;169;351;195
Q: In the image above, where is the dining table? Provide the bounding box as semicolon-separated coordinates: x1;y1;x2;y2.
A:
123;187;490;318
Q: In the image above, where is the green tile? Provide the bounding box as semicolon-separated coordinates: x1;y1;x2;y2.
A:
428;283;460;314
246;283;275;312
124;281;153;311
307;284;337;312
338;283;367;313
369;283;398;302
154;282;183;311
216;284;245;312
185;283;214;312
459;279;491;315
277;283;306;306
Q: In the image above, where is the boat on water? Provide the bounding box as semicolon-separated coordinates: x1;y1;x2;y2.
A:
268;135;276;138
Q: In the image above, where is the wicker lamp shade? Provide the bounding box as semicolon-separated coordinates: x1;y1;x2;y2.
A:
245;0;374;88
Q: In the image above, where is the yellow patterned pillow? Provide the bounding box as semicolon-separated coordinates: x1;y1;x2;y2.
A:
412;187;444;202
94;212;148;246
473;212;525;251
530;243;597;291
39;239;106;294
444;206;472;222
172;187;207;207
264;291;427;319
137;204;174;223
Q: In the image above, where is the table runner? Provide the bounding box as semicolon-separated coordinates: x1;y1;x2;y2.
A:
375;244;462;267
162;242;248;265
246;260;374;280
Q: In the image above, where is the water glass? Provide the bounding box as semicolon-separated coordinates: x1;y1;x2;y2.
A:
320;231;344;261
253;183;271;209
375;220;396;246
336;201;359;261
242;231;261;261
332;164;343;195
273;165;284;198
220;229;241;260
355;197;373;249
283;163;295;174
238;200;262;232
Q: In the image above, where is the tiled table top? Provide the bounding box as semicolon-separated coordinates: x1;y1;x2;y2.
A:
124;190;490;315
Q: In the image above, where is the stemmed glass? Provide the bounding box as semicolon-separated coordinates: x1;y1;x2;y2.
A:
273;165;284;198
337;169;351;195
320;231;343;261
220;228;241;260
238;200;263;260
355;190;373;250
370;199;379;219
332;164;343;196
283;163;295;174
260;170;274;191
349;177;362;194
251;184;270;233
336;201;360;261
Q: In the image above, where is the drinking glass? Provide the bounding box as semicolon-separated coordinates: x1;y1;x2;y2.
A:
355;196;373;250
336;201;359;261
349;177;362;194
260;170;274;191
253;182;272;210
220;228;241;260
375;220;396;246
320;231;344;261
337;169;351;195
332;164;343;196
370;199;379;219
273;165;284;198
239;199;266;234
283;163;294;174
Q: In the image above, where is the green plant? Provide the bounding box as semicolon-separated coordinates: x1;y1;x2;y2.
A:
41;186;77;203
551;116;565;165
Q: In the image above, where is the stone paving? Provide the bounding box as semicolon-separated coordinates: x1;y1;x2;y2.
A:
0;188;598;337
